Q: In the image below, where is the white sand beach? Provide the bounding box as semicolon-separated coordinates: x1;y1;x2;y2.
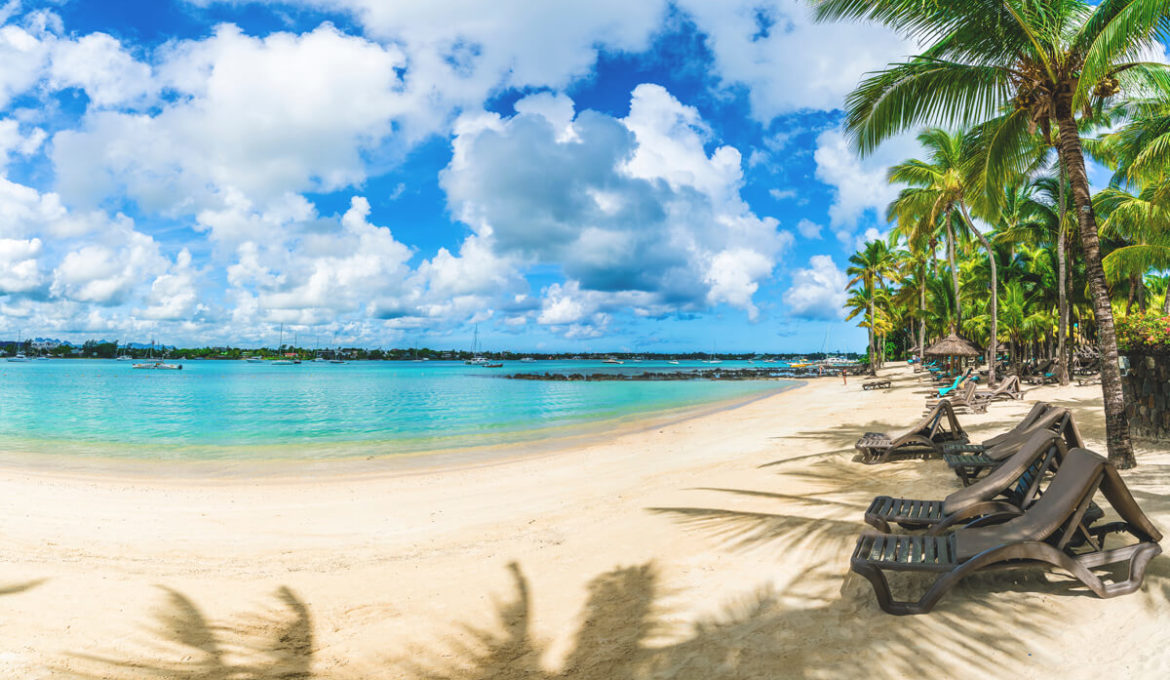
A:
1;365;1168;679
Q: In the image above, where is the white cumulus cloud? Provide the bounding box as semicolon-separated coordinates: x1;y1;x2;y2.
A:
439;85;791;332
783;254;847;320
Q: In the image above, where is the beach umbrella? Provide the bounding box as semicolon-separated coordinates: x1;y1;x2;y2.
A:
924;333;982;358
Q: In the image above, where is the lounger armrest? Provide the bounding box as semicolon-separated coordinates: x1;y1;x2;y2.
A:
926;501;1022;536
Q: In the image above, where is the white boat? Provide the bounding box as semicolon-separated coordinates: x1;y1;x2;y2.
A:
465;325;492;365
269;324;300;364
133;361;182;370
602;357;623;365
520;357;535;363
245;356;264;363
131;338;180;369
8;331;28;361
480;362;504;368
328;359;346;364
117;355;132;361
667;360;680;365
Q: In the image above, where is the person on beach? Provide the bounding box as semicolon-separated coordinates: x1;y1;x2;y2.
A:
841;369;846;385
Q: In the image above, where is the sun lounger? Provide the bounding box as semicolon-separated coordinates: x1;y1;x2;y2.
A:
851;447;1163;615
862;379;891;390
975;375;1023;401
864;430;1066;533
938;401;1051;452
936;370;972;396
854;401;968;464
1025;359;1057;385
943;406;1082;485
927;381;988;414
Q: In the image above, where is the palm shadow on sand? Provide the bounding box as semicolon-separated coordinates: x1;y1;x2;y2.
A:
67;586;313;680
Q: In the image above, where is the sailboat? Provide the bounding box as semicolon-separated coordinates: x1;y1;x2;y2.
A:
133;338;182;370
269;324;299;364
7;331;28;361
465;325;489;365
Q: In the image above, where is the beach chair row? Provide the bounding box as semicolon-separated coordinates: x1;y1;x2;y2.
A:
849;402;1162;615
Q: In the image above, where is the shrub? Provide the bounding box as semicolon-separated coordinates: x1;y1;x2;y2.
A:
1116;311;1170;351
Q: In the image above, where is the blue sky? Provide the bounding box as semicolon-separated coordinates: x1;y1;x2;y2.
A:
0;0;933;352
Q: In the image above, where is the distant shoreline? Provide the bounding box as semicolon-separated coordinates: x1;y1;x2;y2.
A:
504;367;850;381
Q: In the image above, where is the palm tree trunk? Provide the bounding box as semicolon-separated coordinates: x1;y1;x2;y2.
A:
1055;110;1135;469
945;211;961;330
867;296;876;376
958;203;996;385
919;264;926;363
1162;285;1170;314
1057;161;1070;385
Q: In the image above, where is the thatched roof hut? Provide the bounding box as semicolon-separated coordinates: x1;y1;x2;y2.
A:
925;333;983;357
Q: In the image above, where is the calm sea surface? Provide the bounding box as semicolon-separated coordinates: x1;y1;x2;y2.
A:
0;359;795;461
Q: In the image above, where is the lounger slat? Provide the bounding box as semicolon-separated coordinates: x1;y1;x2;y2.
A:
924;536;936;564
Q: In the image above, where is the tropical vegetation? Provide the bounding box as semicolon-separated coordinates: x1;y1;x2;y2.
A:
816;0;1170;468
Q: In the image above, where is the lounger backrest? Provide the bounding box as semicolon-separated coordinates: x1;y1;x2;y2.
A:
1061;412;1085;449
954;448;1106;560
983;402;1051;447
995;375;1020;395
905;402;945;438
1099;465;1164;543
985;407;1071;462
942;430;1063;515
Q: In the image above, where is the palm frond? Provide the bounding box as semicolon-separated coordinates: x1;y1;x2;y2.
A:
1077;0;1170;108
845;59;1013;155
1103;244;1170;282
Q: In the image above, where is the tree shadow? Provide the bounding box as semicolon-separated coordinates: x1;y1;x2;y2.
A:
392;558;1087;680
66;586;313;679
397;561;661;680
0;579;45;597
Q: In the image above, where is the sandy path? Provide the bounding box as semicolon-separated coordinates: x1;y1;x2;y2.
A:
0;366;1167;679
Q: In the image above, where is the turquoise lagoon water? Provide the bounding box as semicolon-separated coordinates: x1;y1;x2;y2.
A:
0;359;795;461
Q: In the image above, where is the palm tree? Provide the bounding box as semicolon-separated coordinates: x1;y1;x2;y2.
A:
845;285;877;369
887;128;1000;383
1096;184;1170;312
847;239;896;374
891;243;931;362
810;0;1170;468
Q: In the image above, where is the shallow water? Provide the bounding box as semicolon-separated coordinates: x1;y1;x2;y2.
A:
0;359;794;461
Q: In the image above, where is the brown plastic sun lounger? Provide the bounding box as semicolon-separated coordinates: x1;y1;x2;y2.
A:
927;381;988;414
851;447;1163;615
976;375;1023;401
944;407;1082;485
976;402;1052;448
854;401;968;464
865;430;1066;533
862;379;891;390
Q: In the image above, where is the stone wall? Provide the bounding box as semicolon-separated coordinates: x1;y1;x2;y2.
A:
1121;351;1170;439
